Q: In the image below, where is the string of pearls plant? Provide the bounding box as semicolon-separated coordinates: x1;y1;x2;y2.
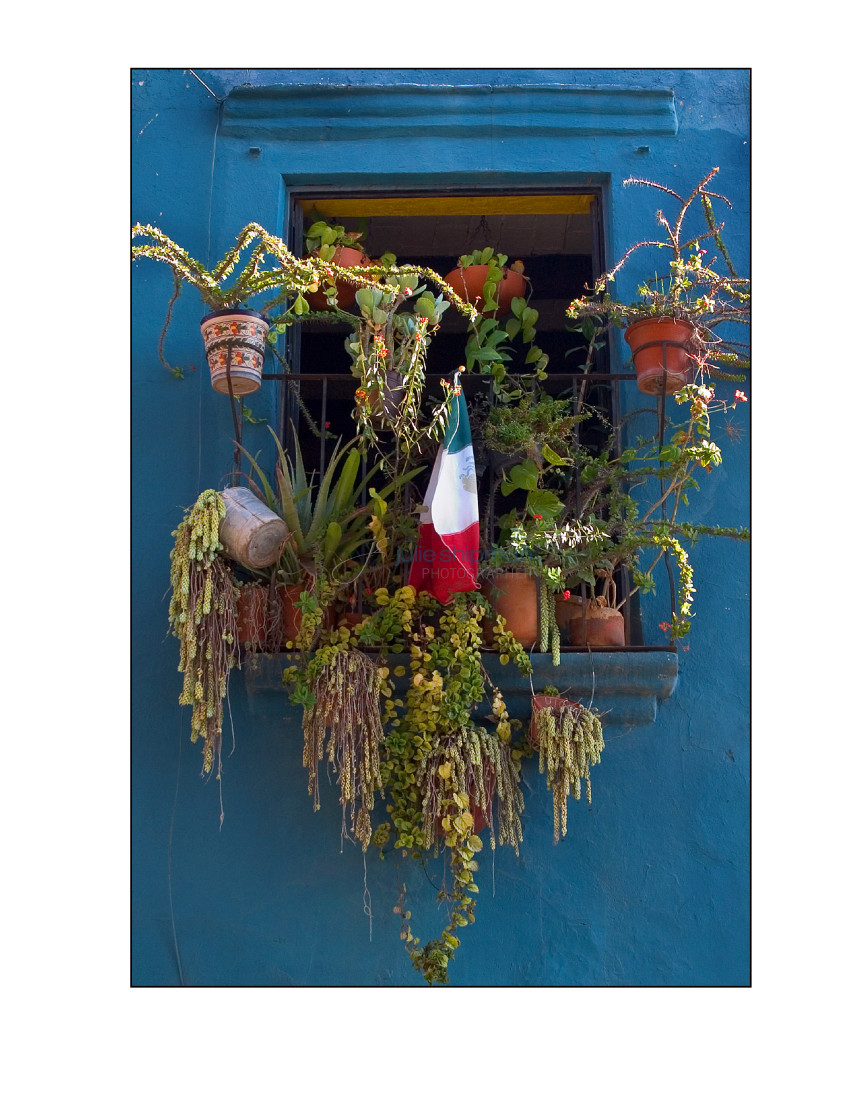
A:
537;580;562;665
531;695;606;844
168;490;240;789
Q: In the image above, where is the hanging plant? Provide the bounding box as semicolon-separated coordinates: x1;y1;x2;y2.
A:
530;692;606;843
168;490;240;795
298;647;386;851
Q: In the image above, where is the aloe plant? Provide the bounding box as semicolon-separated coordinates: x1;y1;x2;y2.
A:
239;427;420;587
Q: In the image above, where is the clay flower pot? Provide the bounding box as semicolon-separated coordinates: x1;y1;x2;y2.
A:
236;585;269;650
278;584;306;642
529;694;585;749
481;573;539;647
568;600;625;647
200;309;268;396
444;264;527;316
624;316;695;396
306;245;368;310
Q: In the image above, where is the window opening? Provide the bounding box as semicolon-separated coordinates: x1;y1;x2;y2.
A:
268;189;661;650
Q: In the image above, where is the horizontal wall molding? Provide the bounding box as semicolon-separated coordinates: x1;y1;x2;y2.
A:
242;651;678;728
221;84;678;143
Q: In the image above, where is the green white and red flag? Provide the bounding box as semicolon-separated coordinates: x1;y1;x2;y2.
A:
408;372;479;603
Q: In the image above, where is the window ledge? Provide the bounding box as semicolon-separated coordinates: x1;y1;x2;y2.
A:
242;650;678;728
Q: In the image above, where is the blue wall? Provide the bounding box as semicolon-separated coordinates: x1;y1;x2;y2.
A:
131;68;750;986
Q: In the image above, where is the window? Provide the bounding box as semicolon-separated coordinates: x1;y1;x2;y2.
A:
272;188;650;647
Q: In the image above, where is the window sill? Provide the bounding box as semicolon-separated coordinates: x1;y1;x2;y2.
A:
242;649;678;728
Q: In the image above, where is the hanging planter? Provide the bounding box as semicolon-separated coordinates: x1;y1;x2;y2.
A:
480;573;539;647
306;244;369;310
236;585;270;650
200;309;268;396
444;263;527;316
278;583;306;643
365;369;407;425
623;316;695;396
218;487;289;569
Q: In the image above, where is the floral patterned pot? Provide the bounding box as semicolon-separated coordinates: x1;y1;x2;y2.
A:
200;309;268;396
624;316;694;396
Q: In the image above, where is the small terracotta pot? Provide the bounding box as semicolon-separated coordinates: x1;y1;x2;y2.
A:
200;309;268;396
568;603;625;647
481;573;539;647
624;316;694;396
306;245;368;310
554;594;585;633
529;694;582;747
444;265;527;316
278;584;306;642
468;760;496;834
236;585;269;649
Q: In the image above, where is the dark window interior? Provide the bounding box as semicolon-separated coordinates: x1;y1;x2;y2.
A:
276;191;644;645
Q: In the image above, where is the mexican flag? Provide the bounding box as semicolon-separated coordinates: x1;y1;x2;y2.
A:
408;372;480;603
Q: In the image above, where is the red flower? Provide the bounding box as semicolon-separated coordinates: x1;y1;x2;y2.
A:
562;590;571;600
363;588;371;596
324;421;331;429
658;621;672;632
532;514;543;520
734;390;748;403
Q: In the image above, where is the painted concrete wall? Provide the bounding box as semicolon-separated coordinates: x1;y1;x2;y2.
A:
131;68;750;986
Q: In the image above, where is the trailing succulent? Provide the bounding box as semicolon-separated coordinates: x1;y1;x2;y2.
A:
168;490;240;795
531;689;606;844
284;583;533;984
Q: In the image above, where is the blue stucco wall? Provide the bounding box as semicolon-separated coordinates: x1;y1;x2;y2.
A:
131;68;750;986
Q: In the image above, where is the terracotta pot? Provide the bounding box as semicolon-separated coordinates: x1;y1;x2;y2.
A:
554;594;585;633
444;265;527;316
468;760;496;834
480;573;539;647
529;694;583;746
236;585;269;649
200;309;268;396
306;245;368;310
624;316;694;396
278;584;306;642
568;602;625;647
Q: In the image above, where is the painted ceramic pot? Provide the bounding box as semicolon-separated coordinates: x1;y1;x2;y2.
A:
200;309;268;396
624;316;694;396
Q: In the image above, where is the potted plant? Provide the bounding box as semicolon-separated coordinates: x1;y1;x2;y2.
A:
529;687;606;844
168;490;241;799
566;168;750;395
346;271;452;458
444;247;527;315
132;222;332;393
303;220;372;310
